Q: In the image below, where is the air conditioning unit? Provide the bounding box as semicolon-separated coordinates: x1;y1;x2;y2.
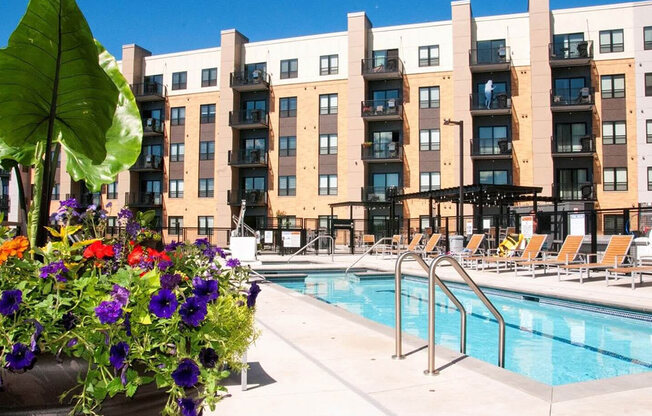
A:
581;184;594;200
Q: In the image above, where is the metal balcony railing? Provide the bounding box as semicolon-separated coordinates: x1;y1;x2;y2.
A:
469;46;511;67
361;99;403;119
130;154;163;171
551;134;596;155
361;57;404;78
227;190;268;206
143;118;164;135
361;143;403;162
230;70;270;90
470;139;512;157
228;110;269;129
130;82;166;100
549;40;593;61
65;193;101;208
125;192;162;207
361;186;403;202
553;182;595;201
550;87;594;109
228;149;268;166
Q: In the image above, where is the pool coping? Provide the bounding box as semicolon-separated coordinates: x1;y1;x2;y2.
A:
261;277;652;403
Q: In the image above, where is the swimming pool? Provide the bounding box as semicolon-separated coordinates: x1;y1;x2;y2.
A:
274;270;652;386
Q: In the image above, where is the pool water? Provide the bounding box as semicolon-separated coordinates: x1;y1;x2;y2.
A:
276;271;652;386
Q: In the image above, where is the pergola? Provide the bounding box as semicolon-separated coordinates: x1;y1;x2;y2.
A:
328;200;395;253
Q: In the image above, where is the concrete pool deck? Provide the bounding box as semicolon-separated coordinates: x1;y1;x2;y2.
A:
211;253;652;415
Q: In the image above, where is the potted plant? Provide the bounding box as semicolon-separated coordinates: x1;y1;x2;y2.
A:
0;201;259;415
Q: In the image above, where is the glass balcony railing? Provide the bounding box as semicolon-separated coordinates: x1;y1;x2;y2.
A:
130;82;166;100
143;118;164;135
229;110;269;129
227;190;267;206
470;139;512;157
550;87;595;108
549;40;593;61
361;143;403;161
130;154;163;171
230;70;270;90
228;149;268;166
553;182;594;201
470;93;512;112
469;46;511;67
361;186;403;202
551;135;596;155
361;99;403;119
125;192;162;207
361;57;404;79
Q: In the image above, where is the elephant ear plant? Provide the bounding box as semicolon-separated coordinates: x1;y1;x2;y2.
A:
0;0;142;248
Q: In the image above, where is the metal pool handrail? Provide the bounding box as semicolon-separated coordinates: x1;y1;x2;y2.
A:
393;252;467;361
345;237;394;274
287;235;334;263
426;255;505;374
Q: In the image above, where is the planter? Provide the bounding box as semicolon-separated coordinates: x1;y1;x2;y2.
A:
0;355;168;416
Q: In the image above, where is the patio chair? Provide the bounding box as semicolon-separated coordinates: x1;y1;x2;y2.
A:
605;257;652;290
557;235;633;284
419;233;442;258
514;235;584;278
480;234;548;273
381;234;403;257
453;234;485;266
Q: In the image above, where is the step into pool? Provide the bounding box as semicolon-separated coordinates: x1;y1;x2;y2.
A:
273;270;652;386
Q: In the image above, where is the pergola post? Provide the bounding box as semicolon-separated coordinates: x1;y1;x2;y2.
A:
477;189;484;235
349;204;354;254
437;203;441;233
429;196;434;235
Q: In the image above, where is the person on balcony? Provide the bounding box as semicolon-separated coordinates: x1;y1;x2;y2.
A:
484;80;494;109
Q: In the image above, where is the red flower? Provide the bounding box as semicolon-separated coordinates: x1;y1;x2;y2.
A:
149;249;171;263
127;245;146;266
84;241;114;260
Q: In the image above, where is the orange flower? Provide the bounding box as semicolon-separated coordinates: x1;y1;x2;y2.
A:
0;236;29;265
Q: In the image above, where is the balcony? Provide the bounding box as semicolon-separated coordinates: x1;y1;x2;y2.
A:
228;149;268;168
0;195;9;213
65;193;101;208
229;110;269;130
361;57;404;80
0;169;10;177
551;135;596;157
549;40;593;67
470;139;512;159
553;182;595;201
469;46;511;72
125;192;162;208
361;99;403;121
142;118;164;136
130;82;166;102
361;143;403;163
130;154;163;172
550;88;594;112
227;190;267;207
470;93;512;116
230;70;270;92
362;186;403;203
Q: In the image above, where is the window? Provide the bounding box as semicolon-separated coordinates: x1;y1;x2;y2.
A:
476;39;507;64
52;183;60;200
319;134;337;155
601;75;625;99
647;120;652;143
604;215;624;235
555;122;588;152
200;104;216;123
199;141;215;160
171;107;185;126
279;97;297;118
419;45;440;66
279;176;296;196
420;172;441;191
319;174;338;195
172;71;187;90
198;216;214;236
320;55;338;75
279;216;297;228
479;170;509;185
319;94;338;115
201;68;217;87
168;216;183;235
645;26;652;50
648;167;652;191
602;121;626;145
553;77;586;103
280;59;298;79
318;215;337;230
107;181;118;199
169;179;184;198
107;217;117;234
603;167;627;191
478;126;509;155
646;73;652;96
419;129;440;151
170;143;185;162
198;178;214;197
419;87;440;108
552;33;586;59
599;29;624;53
279;136;296;156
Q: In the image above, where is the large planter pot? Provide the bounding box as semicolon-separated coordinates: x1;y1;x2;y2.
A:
0;354;168;416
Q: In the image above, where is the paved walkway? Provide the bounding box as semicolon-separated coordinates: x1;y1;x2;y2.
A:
210;253;652;415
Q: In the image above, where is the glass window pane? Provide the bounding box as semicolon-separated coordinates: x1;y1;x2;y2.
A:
616;169;627;182
604;169;614;183
615;122;626;137
431;46;439;58
330;176;337;188
331;95;337;108
419;47;428;59
321;56;328;70
289;176;296;188
432;173;441;187
614;76;625;91
612;30;623;45
420;88;429;103
600;32;611;46
331;56;338;68
320;175;328;188
479;171;493;184
601;77;612;92
603;122;613;137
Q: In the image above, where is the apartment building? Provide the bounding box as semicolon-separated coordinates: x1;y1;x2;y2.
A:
6;0;652;243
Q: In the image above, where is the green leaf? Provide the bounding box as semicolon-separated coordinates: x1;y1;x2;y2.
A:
93;386;107;402
106;378;122;397
125;383;138;398
0;0;118;164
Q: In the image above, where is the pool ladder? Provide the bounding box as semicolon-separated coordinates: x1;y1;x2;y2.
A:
393;252;505;374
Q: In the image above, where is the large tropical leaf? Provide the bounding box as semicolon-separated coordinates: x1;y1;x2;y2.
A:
0;0;119;164
63;42;142;191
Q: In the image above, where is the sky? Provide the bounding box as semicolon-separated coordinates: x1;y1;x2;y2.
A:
0;0;646;59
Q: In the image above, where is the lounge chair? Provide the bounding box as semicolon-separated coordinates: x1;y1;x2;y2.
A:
605;264;652;290
480;234;548;273
420;233;442;258
514;235;584;278
557;235;633;284
453;234;485;266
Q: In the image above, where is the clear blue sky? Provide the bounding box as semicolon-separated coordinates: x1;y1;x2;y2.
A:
0;0;645;58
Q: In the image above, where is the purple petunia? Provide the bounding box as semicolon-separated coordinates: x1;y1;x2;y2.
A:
112;243;124;259
192;277;218;302
171;359;200;388
60;312;77;331
247;282;261;308
226;258;240;268
39;260;68;282
164;240;183;251
123;312;132;336
199;347;218;369
117;207;133;220
111;285;130;307
95;301;123;324
5;343;35;370
59;198;79;210
216;247;226;259
178;397;201;416
194;238;210;248
179;297;207;327
125;222;141;238
158;260;173;271
109;342;129;370
0;290;22;316
149;289;178;319
160;273;182;290
27;319;43;353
